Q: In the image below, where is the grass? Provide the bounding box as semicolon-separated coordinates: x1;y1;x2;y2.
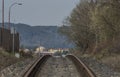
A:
100;54;120;72
0;49;20;71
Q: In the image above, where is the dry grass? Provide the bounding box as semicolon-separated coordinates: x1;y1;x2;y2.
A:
100;54;120;72
0;49;20;71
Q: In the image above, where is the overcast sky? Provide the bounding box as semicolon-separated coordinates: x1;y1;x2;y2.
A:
0;0;80;26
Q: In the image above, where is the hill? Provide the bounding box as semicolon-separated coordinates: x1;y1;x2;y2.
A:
0;23;74;49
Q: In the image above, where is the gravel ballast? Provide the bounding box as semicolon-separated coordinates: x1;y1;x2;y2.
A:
0;55;120;77
80;57;120;77
0;58;35;77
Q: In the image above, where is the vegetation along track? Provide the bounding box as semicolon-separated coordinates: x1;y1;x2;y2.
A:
23;55;96;77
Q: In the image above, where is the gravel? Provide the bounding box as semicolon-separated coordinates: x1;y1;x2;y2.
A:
80;57;120;77
0;58;35;77
1;55;120;77
37;57;80;77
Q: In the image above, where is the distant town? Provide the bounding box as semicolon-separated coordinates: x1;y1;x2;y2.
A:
21;46;69;56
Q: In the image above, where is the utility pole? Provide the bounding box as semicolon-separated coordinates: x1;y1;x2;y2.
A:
1;0;4;47
39;41;41;56
2;0;4;30
12;27;15;54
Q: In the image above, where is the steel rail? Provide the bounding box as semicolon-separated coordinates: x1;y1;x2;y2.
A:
66;54;96;77
23;55;51;77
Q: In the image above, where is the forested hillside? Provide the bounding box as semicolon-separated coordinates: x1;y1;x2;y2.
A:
0;23;74;49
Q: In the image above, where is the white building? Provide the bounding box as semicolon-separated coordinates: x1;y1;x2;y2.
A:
35;46;45;54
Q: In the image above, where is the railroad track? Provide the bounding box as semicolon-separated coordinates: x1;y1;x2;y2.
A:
66;55;96;77
23;55;96;77
23;55;51;77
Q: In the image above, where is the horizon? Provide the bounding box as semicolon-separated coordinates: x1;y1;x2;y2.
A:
0;22;60;27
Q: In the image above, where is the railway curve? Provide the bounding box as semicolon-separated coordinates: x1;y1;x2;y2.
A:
23;55;96;77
